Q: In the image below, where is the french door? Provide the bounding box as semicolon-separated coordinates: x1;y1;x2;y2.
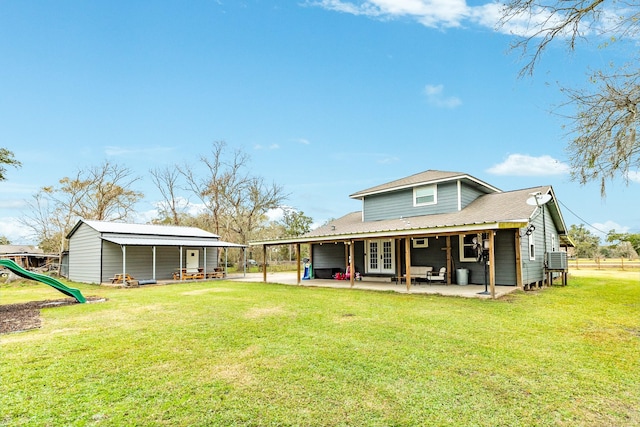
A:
366;239;395;274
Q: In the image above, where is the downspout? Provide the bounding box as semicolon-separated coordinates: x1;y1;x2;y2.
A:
179;246;183;280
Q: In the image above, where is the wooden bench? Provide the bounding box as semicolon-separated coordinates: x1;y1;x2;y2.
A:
111;273;135;284
395;266;433;284
205;268;224;279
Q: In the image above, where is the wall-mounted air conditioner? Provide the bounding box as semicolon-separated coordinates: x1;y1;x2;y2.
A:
545;251;567;270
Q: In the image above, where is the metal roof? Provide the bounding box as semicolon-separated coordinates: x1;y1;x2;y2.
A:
67;219;220;239
101;236;246;248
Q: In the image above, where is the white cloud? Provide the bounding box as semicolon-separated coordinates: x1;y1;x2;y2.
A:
424;84;462;108
308;0;470;28
0;216;36;244
0;199;28;209
627;170;640;183
591;220;630;241
487;154;570;176
308;0;623;39
296;138;311;145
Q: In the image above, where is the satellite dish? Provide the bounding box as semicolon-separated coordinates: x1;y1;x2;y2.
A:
526;192;552;206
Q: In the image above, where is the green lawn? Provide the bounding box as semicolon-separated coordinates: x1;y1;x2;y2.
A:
1;274;639;426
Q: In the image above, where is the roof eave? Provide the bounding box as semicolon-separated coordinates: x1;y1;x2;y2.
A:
250;220;529;246
349;174;501;199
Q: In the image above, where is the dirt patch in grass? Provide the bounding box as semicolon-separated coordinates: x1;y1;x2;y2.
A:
1;297;105;334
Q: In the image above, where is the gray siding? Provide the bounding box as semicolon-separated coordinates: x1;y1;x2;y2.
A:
494;230;517;285
521;205;559;285
460;184;485;209
102;245;221;281
363;182;458;221
68;223;102;284
362;181;486;221
312;243;346;269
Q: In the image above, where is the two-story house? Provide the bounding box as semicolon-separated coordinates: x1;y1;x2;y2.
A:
252;170;573;297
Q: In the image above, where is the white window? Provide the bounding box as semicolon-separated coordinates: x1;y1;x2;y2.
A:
413;238;429;248
460;234;479;262
528;232;535;260
414;185;437;206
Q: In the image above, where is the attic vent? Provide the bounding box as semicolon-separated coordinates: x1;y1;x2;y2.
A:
545;252;567;270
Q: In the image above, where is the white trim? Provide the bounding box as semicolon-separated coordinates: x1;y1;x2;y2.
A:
457;180;462;211
366;238;396;274
350;174;502;199
413;184;437;207
412;237;429;248
528;232;536;260
459;234;479;262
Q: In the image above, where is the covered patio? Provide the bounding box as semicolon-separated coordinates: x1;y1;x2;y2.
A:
225;271;520;299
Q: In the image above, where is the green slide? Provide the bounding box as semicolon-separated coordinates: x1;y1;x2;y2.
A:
0;259;86;303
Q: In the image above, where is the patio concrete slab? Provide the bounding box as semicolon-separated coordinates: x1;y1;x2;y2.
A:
226;272;519;299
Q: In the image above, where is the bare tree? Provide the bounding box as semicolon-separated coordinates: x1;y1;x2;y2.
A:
180;141;249;235
226;176;288;244
150;166;186;225
22;161;143;258
499;0;640;194
73;161;142;221
181;141;288;246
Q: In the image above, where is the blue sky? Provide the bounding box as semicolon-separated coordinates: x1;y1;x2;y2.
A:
1;0;638;245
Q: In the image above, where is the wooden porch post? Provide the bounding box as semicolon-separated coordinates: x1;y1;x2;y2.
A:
262;245;267;283
309;244;314;279
396;239;402;281
489;231;496;299
349;240;355;288
446;236;452;285
515;230;523;289
296;243;301;285
405;238;411;291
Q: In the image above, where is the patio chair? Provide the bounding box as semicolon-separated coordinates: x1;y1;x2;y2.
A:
426;267;447;284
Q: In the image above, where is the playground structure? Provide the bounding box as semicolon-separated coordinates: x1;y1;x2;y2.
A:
0;259;86;303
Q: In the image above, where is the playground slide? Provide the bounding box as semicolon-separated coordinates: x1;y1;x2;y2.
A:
0;259;86;303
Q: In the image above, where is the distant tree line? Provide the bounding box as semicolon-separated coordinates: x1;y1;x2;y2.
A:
2;143;312;266
569;224;640;260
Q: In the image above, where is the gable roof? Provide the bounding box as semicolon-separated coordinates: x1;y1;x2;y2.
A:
66;219;246;248
67;219;220;239
251;186;573;247
349;170;501;199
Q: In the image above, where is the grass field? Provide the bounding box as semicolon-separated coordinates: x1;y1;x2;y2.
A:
1;272;639;426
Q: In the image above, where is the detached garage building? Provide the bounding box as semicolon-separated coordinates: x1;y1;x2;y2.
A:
66;219;245;284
